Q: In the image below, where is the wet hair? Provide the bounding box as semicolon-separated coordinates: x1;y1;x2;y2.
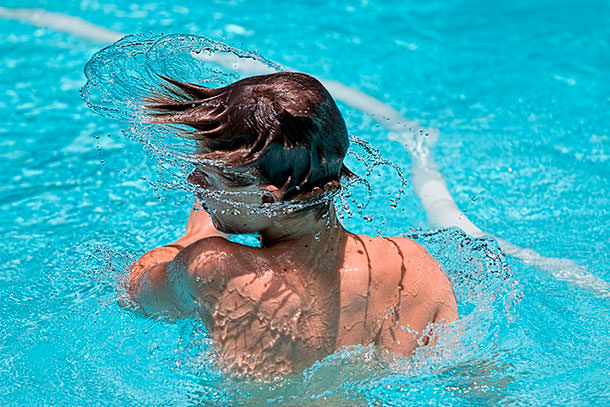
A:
144;72;351;201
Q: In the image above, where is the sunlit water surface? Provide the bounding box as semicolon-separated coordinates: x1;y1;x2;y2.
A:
1;0;609;405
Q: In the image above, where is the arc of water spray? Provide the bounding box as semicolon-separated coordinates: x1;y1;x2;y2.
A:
2;6;608;298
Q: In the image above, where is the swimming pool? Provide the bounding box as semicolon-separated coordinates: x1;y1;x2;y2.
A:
1;0;609;405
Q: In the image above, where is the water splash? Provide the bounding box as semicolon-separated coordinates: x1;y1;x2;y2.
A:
82;33;344;218
334;135;410;236
404;229;522;372
81;33;411;225
81;32;281;173
81;33;283;121
81;32;520;398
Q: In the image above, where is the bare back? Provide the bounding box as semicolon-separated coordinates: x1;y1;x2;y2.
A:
173;233;458;376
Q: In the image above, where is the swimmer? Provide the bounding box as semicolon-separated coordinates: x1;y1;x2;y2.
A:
128;72;458;376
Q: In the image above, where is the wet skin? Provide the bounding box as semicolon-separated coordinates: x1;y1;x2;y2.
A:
129;179;458;376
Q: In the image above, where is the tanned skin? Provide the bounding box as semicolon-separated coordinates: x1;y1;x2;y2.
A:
128;175;458;376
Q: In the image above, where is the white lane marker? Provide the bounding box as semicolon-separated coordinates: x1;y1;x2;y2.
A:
2;7;608;298
0;6;123;43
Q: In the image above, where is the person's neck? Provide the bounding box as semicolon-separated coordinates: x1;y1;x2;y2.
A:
259;205;346;252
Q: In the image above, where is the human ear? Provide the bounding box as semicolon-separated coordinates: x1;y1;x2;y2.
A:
260;184;282;204
187;168;206;187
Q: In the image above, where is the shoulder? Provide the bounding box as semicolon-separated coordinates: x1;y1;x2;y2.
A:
179;236;236;258
348;234;440;283
385;237;458;322
367;236;439;277
174;236;243;279
389;237;441;274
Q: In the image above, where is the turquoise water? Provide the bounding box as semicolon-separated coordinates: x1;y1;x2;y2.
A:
1;0;609;405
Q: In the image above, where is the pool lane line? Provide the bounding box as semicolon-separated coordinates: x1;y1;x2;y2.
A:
0;6;122;43
3;6;608;299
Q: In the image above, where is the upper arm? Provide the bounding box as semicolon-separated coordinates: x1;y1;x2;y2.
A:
129;237;230;319
129;258;197;319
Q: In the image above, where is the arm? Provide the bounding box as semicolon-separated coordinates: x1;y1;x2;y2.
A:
128;200;225;317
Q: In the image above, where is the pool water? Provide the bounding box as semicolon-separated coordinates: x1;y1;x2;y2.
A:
1;0;609;405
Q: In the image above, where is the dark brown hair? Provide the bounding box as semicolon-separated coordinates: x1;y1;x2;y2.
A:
144;72;351;200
